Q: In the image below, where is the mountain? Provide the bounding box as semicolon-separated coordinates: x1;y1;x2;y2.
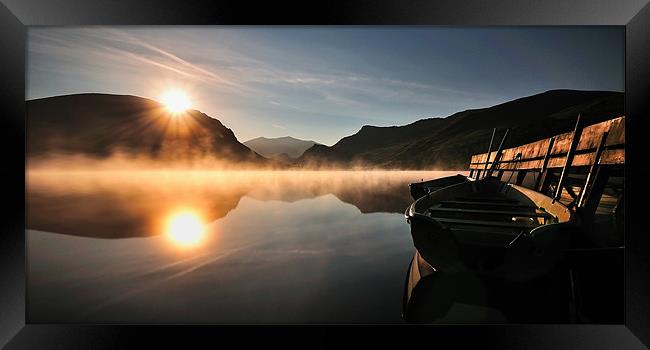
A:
243;136;318;159
27;171;412;239
299;89;624;169
27;93;267;165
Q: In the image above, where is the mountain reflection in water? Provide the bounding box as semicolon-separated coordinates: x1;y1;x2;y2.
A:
27;170;461;323
27;170;444;238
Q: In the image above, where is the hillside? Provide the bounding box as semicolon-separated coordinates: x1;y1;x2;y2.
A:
27;93;267;165
299;90;624;169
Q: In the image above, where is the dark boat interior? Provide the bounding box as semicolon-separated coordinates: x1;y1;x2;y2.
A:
424;193;556;245
408;178;572;250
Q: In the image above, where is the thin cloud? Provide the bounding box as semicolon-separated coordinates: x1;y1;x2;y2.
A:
29;27;491;112
104;29;243;90
323;93;368;108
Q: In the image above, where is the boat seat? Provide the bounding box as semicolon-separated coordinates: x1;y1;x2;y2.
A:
439;200;537;208
449;226;522;236
428;207;554;218
430;217;540;229
450;228;523;246
454;196;520;203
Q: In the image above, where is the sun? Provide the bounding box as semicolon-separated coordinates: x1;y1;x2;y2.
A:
160;89;192;114
165;210;205;247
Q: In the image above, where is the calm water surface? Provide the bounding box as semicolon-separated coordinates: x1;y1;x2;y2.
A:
27;170;462;323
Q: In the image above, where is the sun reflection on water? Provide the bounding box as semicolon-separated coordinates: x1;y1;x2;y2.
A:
165;210;205;247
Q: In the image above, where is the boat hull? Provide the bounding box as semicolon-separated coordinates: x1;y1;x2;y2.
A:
409;174;468;200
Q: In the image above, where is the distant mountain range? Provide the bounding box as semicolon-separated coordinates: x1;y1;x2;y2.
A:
27;90;624;170
243;136;318;160
27;93;267;166
298;89;623;169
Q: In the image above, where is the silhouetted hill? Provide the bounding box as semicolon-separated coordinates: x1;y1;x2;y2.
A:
333;117;446;155
244;136;318;159
299;90;623;169
27;93;267;165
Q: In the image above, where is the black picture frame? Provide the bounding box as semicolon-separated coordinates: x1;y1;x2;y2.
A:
1;0;649;348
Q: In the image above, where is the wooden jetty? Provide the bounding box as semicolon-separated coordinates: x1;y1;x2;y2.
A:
468;116;624;230
403;115;625;323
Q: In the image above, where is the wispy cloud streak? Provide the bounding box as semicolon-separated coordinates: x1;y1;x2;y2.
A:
30;27;490;111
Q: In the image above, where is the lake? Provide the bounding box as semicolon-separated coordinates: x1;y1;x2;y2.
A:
27;170;463;323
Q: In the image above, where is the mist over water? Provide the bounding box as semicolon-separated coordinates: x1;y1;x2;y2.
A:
27;170;463;323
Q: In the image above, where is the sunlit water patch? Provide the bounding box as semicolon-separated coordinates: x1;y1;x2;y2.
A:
27;170;463;323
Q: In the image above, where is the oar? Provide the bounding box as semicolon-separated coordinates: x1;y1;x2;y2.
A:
482;128;496;179
486;128;510;179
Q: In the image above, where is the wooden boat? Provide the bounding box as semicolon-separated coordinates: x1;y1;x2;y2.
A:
401;118;626;323
404;176;575;282
408;174;469;200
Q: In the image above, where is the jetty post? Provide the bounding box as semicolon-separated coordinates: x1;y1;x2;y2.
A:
554;114;583;200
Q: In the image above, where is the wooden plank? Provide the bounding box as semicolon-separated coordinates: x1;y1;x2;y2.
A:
549;132;574;157
598;149;625;165
469;149;625;170
468;116;625;171
577;116;624;149
605;117;625;146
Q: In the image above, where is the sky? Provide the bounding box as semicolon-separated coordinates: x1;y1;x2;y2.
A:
27;27;623;146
